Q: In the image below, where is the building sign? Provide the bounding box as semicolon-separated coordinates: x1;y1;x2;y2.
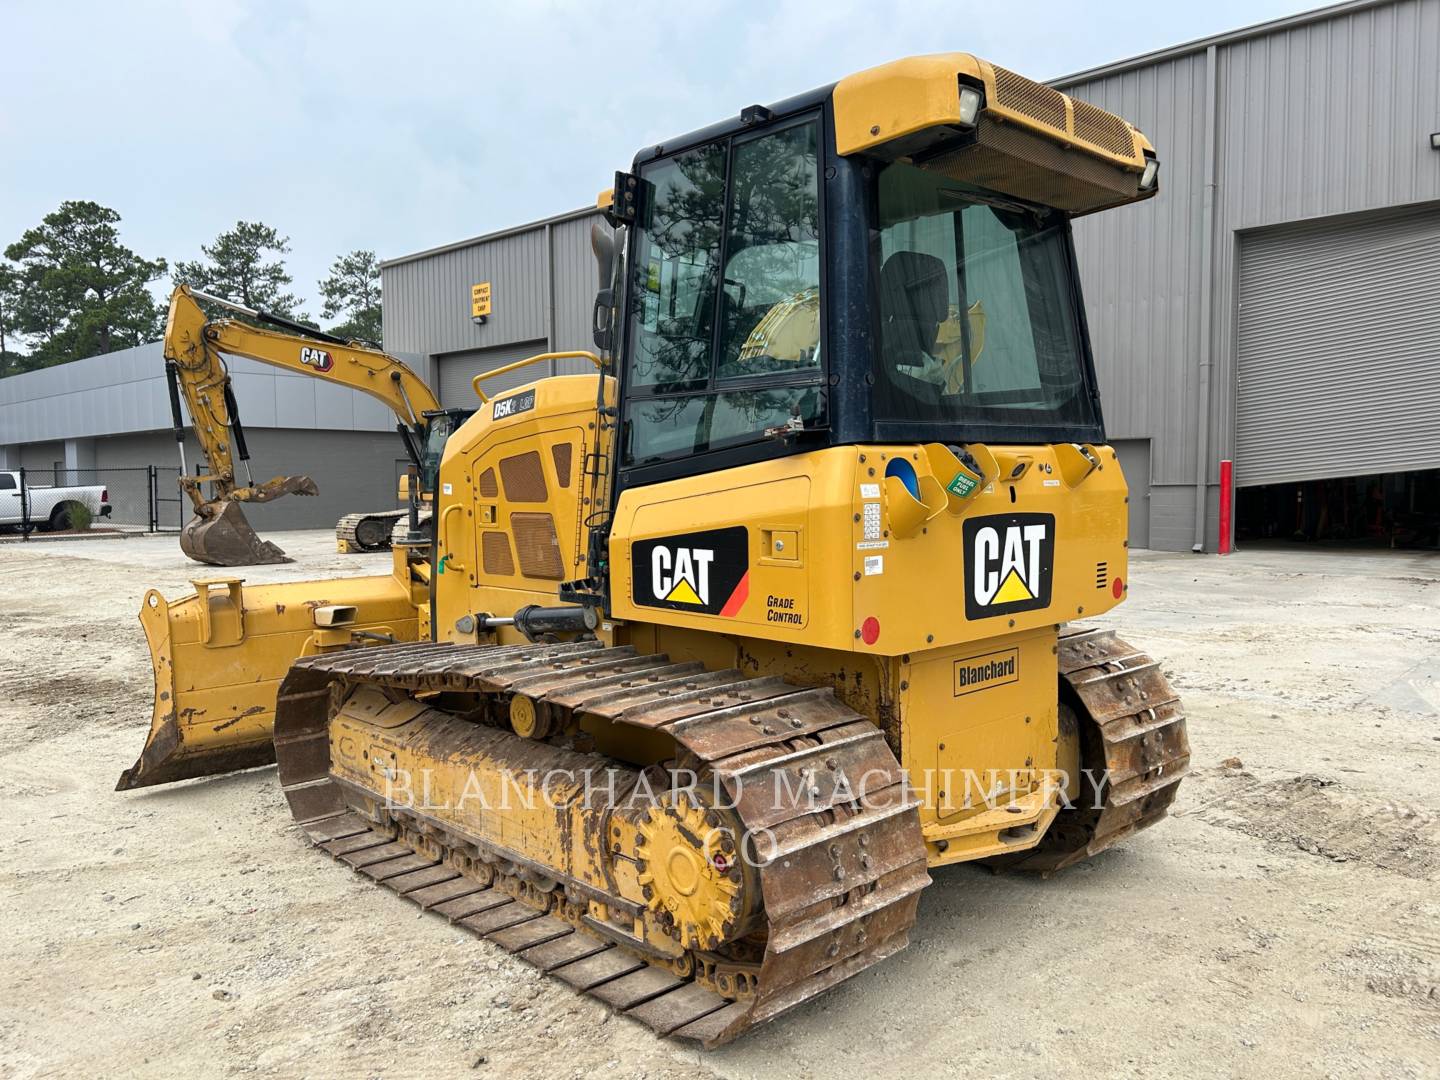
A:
471;282;492;319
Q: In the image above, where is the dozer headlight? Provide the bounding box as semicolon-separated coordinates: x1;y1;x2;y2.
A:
1139;154;1160;191
957;85;982;127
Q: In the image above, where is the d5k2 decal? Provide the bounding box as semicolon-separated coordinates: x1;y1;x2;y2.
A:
963;513;1055;620
632;526;749;616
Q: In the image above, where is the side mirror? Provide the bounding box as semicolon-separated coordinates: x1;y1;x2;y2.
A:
591;221;625;354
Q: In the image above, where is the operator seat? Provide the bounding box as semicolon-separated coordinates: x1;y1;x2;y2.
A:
879;250;950;407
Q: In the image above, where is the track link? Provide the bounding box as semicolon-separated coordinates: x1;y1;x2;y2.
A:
335;510;409;552
1000;625;1191;872
273;640;930;1046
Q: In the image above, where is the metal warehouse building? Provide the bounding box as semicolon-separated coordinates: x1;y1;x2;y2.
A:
381;207;608;407
381;0;1439;552
1057;0;1440;550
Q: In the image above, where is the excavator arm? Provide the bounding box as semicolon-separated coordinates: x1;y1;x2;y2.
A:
164;284;441;564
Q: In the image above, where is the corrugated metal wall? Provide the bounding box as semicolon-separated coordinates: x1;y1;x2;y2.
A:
382;208;608;376
437;339;550;408
1058;0;1440;549
89;429;404;530
1061;50;1211;551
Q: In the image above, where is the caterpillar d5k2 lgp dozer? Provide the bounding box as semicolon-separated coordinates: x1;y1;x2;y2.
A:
126;54;1189;1046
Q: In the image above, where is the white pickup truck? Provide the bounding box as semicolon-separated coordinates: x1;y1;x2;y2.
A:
0;471;112;530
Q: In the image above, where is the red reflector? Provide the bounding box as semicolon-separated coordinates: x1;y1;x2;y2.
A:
860;617;880;645
1112;576;1124;599
101;489;109;502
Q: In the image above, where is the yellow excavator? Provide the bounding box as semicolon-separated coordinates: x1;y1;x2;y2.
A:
162;284;469;564
121;54;1188;1046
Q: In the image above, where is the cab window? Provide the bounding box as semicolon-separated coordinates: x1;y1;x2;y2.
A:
625;117;824;467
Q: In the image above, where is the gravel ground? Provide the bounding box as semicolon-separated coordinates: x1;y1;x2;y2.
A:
0;531;1436;1078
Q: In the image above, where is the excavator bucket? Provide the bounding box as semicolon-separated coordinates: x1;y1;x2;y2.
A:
117;571;421;790
181;501;291;565
179;474;319;566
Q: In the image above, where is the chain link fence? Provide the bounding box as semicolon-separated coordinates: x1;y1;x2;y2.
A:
4;465;184;539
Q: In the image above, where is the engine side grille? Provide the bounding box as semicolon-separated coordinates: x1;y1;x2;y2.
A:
551;442;573;489
500;451;548;503
482;531;515;576
511;512;565;580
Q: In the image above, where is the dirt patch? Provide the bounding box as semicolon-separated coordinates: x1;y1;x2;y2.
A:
0;535;1437;1078
1186;769;1440;878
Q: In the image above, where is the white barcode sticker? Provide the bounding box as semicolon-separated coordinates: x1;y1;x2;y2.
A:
864;555;884;576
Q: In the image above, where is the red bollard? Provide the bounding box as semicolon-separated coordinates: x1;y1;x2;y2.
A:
1218;459;1233;554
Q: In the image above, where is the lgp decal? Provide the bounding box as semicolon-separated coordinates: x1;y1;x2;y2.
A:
299;346;333;373
963;513;1054;620
632;526;748;616
492;388;536;421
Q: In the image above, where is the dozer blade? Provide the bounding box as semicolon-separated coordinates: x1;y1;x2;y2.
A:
116;572;421;791
180;500;292;565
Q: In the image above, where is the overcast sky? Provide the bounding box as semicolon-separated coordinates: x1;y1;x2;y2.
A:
3;0;1315;317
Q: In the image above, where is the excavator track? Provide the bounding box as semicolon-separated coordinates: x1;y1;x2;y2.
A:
273;640;930;1047
998;625;1191;872
336;508;433;551
335;510;409;552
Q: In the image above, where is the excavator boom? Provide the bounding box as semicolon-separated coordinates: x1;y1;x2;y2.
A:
163;284;441;565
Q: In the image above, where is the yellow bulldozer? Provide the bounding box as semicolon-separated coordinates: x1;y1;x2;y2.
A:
120;54;1188;1046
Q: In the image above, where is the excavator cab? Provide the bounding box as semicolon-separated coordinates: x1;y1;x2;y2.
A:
417;408;473;492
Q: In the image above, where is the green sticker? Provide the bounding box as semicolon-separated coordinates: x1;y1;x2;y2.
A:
947;472;979;499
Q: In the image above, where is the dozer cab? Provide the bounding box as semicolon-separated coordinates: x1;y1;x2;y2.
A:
122;54;1188;1046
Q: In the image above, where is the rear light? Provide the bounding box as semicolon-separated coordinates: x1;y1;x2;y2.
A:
101;488;109;503
1112;576;1125;599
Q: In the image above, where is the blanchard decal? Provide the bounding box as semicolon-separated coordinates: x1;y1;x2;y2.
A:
632;526;748;616
492;388;536;421
953;647;1020;697
299;346;333;372
963;512;1055;620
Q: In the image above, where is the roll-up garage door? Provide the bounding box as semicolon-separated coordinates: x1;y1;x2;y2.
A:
1235;205;1440;487
437;339;549;409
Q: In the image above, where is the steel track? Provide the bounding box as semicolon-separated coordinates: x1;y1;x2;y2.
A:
272;639;931;1046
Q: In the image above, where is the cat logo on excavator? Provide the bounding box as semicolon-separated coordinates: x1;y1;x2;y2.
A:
299;346;334;372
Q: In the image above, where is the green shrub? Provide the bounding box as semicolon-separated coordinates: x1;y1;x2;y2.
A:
65;502;93;531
